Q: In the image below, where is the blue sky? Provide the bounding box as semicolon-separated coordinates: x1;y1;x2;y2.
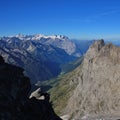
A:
0;0;120;39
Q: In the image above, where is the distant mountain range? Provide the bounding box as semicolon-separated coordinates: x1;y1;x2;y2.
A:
71;39;95;54
1;34;119;84
0;34;92;83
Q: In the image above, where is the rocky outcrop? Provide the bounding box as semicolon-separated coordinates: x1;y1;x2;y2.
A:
29;88;50;101
0;56;62;120
64;40;120;119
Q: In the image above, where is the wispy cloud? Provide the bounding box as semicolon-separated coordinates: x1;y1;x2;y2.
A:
83;9;120;22
67;9;120;23
99;10;120;16
94;10;120;21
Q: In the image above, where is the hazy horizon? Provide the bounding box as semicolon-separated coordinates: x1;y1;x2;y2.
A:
1;33;120;41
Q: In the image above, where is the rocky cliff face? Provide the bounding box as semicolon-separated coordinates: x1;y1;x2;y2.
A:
0;56;61;120
64;40;120;119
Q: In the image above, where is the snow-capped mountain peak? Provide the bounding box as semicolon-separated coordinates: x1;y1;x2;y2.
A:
15;34;25;39
13;34;68;41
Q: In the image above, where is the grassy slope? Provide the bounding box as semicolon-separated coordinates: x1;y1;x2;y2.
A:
45;62;83;115
37;57;83;115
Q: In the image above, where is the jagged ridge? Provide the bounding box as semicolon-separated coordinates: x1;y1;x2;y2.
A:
64;40;120;119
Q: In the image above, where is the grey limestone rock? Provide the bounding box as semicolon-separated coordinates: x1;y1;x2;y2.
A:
64;40;120;119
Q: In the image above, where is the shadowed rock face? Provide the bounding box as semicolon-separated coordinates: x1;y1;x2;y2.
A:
64;40;120;119
0;56;62;120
